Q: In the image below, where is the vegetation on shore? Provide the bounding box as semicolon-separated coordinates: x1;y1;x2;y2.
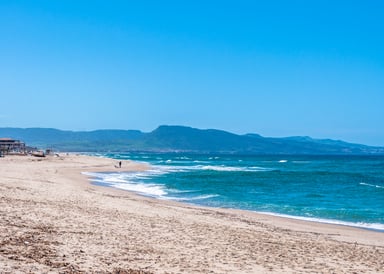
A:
1;125;383;154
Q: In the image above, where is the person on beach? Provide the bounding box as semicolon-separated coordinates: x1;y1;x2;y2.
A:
119;161;122;168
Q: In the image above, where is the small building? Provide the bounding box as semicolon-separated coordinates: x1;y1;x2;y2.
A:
0;138;26;156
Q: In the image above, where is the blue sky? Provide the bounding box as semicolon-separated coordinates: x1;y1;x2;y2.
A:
1;1;383;146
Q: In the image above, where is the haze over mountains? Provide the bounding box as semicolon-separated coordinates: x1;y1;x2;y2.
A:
1;125;383;155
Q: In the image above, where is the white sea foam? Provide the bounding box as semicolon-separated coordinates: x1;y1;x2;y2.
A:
82;171;168;197
260;212;384;232
200;165;244;172
175;156;190;160
142;164;272;174
167;189;197;194
162;194;220;201
83;169;220;201
198;165;273;172
145;164;274;173
360;182;384;189
113;183;167;197
279;160;288;163
150;165;191;174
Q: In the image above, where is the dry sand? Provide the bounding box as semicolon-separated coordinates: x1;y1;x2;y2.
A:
0;154;383;273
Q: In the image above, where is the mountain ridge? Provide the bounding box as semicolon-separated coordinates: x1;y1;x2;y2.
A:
0;125;383;155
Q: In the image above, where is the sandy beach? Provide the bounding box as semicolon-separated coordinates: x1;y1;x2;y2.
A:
0;154;383;273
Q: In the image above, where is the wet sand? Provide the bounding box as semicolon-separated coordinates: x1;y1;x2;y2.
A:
0;154;383;273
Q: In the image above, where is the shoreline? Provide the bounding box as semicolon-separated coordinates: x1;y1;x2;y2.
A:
91;178;384;233
242;210;384;233
1;154;383;273
84;160;384;234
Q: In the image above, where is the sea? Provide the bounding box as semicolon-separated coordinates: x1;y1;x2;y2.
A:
84;153;384;231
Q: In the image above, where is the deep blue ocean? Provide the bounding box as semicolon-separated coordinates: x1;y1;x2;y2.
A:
85;153;384;231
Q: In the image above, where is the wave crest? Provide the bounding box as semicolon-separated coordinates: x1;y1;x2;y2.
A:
360;182;384;189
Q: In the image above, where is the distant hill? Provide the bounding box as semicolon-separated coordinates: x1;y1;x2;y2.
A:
1;125;383;155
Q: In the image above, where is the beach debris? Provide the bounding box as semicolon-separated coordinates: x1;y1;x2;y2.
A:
31;150;45;157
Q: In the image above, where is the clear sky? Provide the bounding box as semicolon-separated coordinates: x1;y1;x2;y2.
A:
1;1;383;146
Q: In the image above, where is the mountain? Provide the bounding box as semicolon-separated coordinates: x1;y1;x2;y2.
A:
0;125;383;155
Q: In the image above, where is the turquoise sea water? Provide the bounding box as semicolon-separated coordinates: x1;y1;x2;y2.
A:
85;153;384;231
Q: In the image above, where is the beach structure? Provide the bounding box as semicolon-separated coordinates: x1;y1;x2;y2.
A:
0;138;26;156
